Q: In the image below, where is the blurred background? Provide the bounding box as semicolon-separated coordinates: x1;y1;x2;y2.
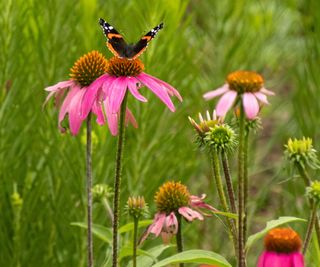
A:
1;0;320;266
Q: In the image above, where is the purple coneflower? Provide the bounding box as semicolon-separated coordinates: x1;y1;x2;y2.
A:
258;228;304;267
140;181;216;245
81;56;182;135
44;50;126;135
203;71;274;119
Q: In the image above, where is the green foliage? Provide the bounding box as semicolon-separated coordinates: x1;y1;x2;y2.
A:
0;0;319;266
245;216;306;253
152;249;232;267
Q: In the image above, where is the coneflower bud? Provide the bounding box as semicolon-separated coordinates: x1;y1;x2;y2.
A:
125;196;149;219
92;184;113;203
284;137;320;169
188;110;222;148
204;124;237;153
306;181;320;204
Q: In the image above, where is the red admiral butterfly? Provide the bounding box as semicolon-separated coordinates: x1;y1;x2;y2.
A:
99;18;163;60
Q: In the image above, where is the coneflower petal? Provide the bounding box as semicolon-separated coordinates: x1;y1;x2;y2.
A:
243;92;259;119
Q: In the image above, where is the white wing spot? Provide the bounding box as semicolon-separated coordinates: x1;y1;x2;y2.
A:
109;26;113;30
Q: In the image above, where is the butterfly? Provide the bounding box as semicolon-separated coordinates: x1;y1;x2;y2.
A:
99;18;164;60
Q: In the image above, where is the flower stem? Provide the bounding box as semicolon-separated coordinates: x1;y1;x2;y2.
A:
237;105;246;267
243;128;249;242
303;201;317;254
133;217;139;267
102;197;114;222
176;214;184;267
211;151;237;250
296;163;320;249
221;151;237;215
86;113;94;267
112;93;128;267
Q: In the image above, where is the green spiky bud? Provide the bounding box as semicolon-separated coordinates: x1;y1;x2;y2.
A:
204;124;238;153
284;137;320;169
125;196;149;219
92;184;113;203
306;181;320;204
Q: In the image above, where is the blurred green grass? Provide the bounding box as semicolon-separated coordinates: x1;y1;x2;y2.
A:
1;0;320;266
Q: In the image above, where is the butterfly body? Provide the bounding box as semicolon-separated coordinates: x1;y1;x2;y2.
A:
99;18;163;60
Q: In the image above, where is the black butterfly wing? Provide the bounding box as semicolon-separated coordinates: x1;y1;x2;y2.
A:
128;22;164;60
99;18;127;58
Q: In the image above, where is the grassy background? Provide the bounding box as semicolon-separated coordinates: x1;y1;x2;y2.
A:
1;0;320;266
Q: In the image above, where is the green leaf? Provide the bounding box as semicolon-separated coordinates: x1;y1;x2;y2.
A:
151;249;232;267
245;216;306;253
70;222;112;243
127;245;173;267
119;220;153;234
119;246;156;261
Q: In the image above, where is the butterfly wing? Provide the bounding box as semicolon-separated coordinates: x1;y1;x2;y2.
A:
128;22;164;60
99;18;127;58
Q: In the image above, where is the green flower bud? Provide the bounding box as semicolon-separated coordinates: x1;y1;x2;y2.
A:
306;181;320;204
204;124;238;153
284;137;320;169
92;184;113;203
125;196;149;219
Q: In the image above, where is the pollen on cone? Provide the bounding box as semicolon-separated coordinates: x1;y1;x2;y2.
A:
264;228;302;253
70;50;108;86
227;70;264;93
107;56;144;77
154;181;190;213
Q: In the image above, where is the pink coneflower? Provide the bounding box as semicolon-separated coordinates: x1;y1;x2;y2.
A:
44;51;137;135
140;181;217;244
203;71;274;119
81;56;182;135
257;228;304;267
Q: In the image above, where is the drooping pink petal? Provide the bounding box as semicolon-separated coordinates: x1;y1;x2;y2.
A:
92;101;105;125
243;92;260;119
149;213;166;236
254;92;269;104
291;253;304;267
127;77;147;102
257;251;267;267
125;108;138;128
215;90;237;117
109;77;128;114
104;97;118;136
261;87;275;96
190;195;218;212
178;206;204;221
203;84;229;100
68;88;87;135
147;75;182;102
58;85;81;133
137;73;175;112
165;212;178;235
45;80;75;92
81;75;112;119
260;252;290;267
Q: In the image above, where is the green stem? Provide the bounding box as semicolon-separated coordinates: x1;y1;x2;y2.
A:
102;197;114;222
211;151;237;250
133;217;139;267
237;105;246;267
86;113;93;267
303;202;317;254
112;93;128;267
296;163;320;249
243;128;249;242
221;151;237;215
176;214;184;267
